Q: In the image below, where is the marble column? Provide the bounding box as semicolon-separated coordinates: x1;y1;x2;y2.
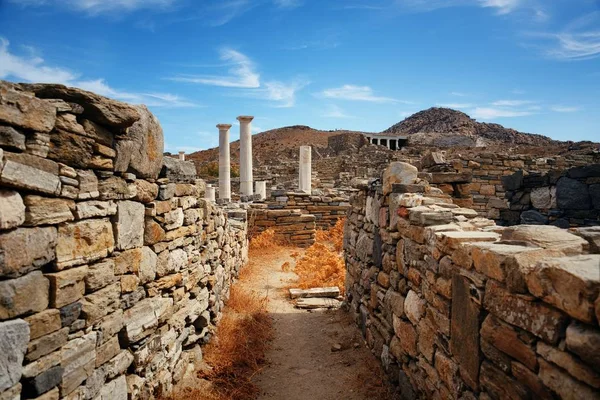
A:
205;184;216;202
178;151;185;161
255;181;266;200
237;115;254;197
217;124;232;201
299;145;312;194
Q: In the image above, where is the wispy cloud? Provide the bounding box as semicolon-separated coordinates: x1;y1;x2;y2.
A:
256;79;310;108
206;0;258;27
479;0;521;15
322;104;354;118
492;99;536;106
450;91;470;97
169;48;260;88
533;12;600;60
551;105;579;113
0;37;197;108
319;84;399;103
8;0;179;15
393;0;547;20
471;107;533;119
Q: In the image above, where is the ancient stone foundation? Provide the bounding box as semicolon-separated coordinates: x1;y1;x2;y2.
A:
344;162;600;399
0;81;249;400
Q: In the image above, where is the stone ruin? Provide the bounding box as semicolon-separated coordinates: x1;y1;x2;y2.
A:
0;81;249;400
344;161;600;399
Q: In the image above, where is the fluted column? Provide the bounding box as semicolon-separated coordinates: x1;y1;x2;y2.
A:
237;115;254;196
217;124;232;201
299;145;312;194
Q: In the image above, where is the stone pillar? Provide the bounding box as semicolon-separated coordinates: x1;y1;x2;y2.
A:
178;151;185;161
255;181;266;200
299;145;312;194
217;124;232;201
237;115;254;197
205;184;215;202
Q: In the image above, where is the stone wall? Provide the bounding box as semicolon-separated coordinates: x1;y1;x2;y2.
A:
248;208;316;247
0;81;249;400
343;162;600;399
499;164;600;227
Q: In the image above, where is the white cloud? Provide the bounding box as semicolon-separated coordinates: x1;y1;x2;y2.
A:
322;104;354;118
9;0;178;15
394;0;546;19
492;99;536;106
471;107;533;118
0;38;197;108
169;48;260;88
551;105;579;113
261;80;308;108
534;12;600;60
437;103;474;109
320;84;398;103
478;0;521;15
450;91;469;97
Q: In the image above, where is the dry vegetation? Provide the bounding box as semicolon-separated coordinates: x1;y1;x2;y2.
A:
283;218;346;294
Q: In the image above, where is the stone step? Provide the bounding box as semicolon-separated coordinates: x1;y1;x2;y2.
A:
289;287;340;299
294;298;342;309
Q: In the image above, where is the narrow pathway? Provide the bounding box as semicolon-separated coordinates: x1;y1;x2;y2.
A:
244;248;393;400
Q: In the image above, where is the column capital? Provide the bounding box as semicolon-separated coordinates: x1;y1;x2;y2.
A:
236;115;254;123
216;123;232;130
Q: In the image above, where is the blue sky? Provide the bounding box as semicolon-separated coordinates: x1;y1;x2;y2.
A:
1;0;599;152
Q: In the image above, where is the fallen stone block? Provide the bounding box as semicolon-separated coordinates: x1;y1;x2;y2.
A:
295;298;341;309
289;287;340;299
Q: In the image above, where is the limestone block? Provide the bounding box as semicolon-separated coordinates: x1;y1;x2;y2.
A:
112;201;144;250
0;189;24;230
98;176;136;200
95;309;123;345
47;130;94;168
25;327;69;362
164;208;184;231
104;351;133;380
0;82;56;132
0;125;26;151
99;375;127;400
0;319;29;392
0;153;61;195
60;332;97;396
120;274;140;293
539;359;600;400
0;226;57;278
436;230;499;251
0;271;49;318
565;321;600;367
85;260;116;292
56;219;114;268
121;297;168;344
144;218;165;245
382;162;418;195
183;208;202;226
502;224;587;255
113;247;142;275
537;341;600;389
526;255;600;323
95;336;121;368
80;283;120;325
0;383;21;400
138;246;157;283
470;243;541;282
179;196;197;210
25;309;61;340
484;280;568;344
76;169;99;199
114;105;163;179
59;302;81;328
481;314;537;370
23;195;74;226
133;180;158;203
83;365;106;400
404;290;425;324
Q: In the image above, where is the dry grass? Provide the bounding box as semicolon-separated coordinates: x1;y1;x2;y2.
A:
286;218;346;295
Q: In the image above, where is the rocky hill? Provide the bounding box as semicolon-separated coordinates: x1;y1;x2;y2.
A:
383;107;557;147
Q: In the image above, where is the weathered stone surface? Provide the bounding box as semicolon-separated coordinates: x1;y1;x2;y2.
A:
144;218;166;245
112;201;144;250
74;200;116;219
85;260;116;292
539;358;600;400
0;226;57;277
104;351;133;380
56;219;114;268
164;208;184;231
501;225;586;255
160;158;196;182
99;375;127;400
121;297;172;344
80;119;113;147
565;321;600;367
60;332;97;395
20;83;139;128
47;130;94;168
0;189;24;230
481;314;537;370
520;209;549;225
77;169;99;199
113;248;142;275
114;105;163;179
470;243;540;282
382;162;418;195
526;255;600;323
530;186;553;209
0;319;29;392
484;280;568;344
0;153;61;195
95;336;120;368
25;309;61;340
80;283;120;325
25;327;69;362
480;361;529;400
120;274;140;293
537;341;600;388
450;274;481;390
98;176;136;200
23;195;74;226
392;316;417;357
511;361;553;400
0;125;26;151
556;177;591;210
0;271;49;318
404;290;425;324
133;180;158;203
0;82;56;132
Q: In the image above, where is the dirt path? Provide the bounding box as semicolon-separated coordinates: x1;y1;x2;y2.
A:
243;248;394;400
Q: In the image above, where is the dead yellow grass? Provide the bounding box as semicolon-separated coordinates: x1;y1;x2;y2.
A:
287;218;346;294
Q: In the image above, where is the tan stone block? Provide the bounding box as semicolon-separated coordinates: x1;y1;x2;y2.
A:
25;309;61;340
0;271;49;319
85;260;116;292
47;266;88;308
539;359;600;400
113;248;142;275
95;336;121;368
481;315;537;371
0;226;57;278
501;225;586;255
434;351;460;393
80;283;120;326
26;327;69;362
23;195;74;226
537;341;600;388
471;243;540;282
60;333;97;395
120;274;140;293
565;321;600;368
56;219;114;268
392;316;417;357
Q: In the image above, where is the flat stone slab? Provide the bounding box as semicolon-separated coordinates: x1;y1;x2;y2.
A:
289;287;340;299
295;298;342;309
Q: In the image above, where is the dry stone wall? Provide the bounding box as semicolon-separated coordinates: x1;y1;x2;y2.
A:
344;162;600;399
0;81;249;400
